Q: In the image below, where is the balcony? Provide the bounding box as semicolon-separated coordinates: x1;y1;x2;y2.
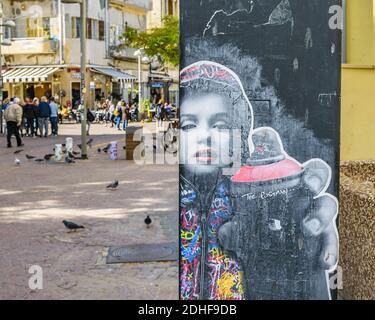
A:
2;38;59;55
109;44;137;60
110;0;152;11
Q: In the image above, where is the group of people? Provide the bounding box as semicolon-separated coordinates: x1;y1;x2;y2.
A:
91;99;175;131
2;96;59;148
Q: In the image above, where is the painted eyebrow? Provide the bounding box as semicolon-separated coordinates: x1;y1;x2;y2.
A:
209;112;231;123
180;114;198;122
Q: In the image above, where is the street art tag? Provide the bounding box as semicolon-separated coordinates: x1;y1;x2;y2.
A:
180;0;341;300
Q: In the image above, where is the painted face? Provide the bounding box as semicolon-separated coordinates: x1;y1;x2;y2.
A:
180;94;232;175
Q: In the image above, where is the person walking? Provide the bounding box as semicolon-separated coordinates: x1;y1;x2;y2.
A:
4;97;23;148
23;97;37;137
49;97;59;136
114;102;122;130
156;103;163;128
122;103;130;131
37;96;51;137
32;98;40;136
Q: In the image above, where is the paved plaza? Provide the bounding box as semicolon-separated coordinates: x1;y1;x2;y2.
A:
0;121;179;300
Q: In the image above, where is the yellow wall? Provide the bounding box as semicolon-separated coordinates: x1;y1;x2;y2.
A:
341;0;375;160
341;66;375;160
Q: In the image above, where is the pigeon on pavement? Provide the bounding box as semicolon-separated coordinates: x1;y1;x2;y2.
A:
14;149;23;154
65;157;75;164
62;220;84;232
106;180;119;190
87;138;93;147
15;158;21;165
144;215;152;228
102;144;111;153
44;154;54;161
26;154;36;160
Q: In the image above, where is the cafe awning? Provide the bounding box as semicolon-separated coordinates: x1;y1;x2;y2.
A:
2;66;61;83
91;66;136;82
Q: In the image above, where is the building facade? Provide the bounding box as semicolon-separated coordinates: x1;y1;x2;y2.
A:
1;0;152;108
146;0;179;106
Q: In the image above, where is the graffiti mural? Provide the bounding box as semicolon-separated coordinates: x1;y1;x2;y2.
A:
180;0;341;300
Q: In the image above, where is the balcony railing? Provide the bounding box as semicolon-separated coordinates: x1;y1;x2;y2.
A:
2;38;59;55
110;0;152;11
109;44;137;60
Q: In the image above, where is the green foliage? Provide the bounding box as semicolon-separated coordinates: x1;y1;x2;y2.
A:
120;16;179;66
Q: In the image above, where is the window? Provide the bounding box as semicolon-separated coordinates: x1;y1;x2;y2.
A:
99;21;105;41
87;18;92;39
65;14;72;38
26;18;51;38
92;20;99;40
167;0;174;16
72;17;81;38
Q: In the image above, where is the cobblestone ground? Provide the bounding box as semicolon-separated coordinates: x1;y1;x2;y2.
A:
0;121;179;300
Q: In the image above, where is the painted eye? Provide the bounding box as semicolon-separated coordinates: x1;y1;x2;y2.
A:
181;123;196;131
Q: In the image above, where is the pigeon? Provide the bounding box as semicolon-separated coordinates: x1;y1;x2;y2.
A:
144;215;152;228
97;148;101;153
87;138;93;148
44;154;54;161
68;152;77;159
26;154;36;160
15;158;21;165
34;159;44;162
102;144;111;153
62;220;84;232
65;157;75;164
106;180;119;190
14;149;23;154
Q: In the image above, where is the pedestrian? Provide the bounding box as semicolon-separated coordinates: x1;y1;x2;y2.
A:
86;108;95;135
165;102;171;120
156;103;163;128
23;97;37;137
4;97;23;148
37;96;51;137
49;97;59;136
109;101;115;127
32;98;40;136
114;102;122;130
122;103;130;131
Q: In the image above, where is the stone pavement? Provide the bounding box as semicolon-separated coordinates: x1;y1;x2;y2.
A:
0;121;178;300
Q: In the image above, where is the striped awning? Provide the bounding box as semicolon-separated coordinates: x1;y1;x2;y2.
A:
2;67;61;83
91;66;136;82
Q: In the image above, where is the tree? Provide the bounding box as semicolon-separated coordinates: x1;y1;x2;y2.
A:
119;16;179;67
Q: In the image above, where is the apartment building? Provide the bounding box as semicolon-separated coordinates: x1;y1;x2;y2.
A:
1;0;152;107
147;0;179;105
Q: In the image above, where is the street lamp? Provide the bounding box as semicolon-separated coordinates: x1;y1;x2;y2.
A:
134;49;150;110
61;0;88;159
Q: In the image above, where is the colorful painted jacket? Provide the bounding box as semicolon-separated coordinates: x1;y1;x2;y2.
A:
180;175;245;300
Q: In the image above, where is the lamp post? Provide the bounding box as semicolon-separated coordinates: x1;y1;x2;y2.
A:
0;3;15;134
134;49;142;108
134;49;150;112
62;0;88;159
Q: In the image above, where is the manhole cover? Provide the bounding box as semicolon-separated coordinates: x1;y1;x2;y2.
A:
106;242;178;264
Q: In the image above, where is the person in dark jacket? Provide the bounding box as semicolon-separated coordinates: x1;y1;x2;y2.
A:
37;96;51;137
23;97;37;137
